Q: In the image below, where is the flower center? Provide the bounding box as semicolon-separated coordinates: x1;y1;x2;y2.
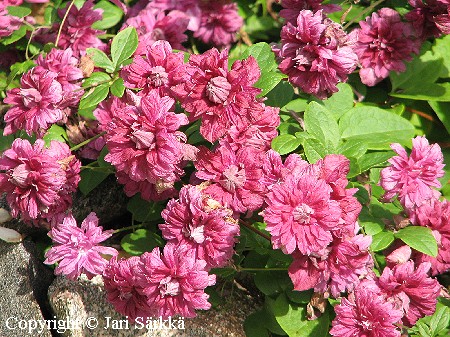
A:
292;203;314;224
206;76;231;104
159;276;180;298
130;128;155;150
21;88;42;107
10;164;31;187
182;225;205;244
220;165;246;192
149;66;169;87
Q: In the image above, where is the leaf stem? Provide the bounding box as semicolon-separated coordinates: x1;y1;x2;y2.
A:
70;131;106;152
239;219;271;241
55;0;76;48
343;0;385;30
236;267;288;272
113;223;148;234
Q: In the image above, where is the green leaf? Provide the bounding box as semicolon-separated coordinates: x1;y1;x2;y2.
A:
110;78;125;97
1;25;27;45
267;293;330;337
121;229;164;256
371;231;395;252
337;140;367;159
111;27;138;70
271;134;302;155
79;84;110;109
391;83;450;101
303;138;327;163
92;0;124;30
304;101;340;150
78;169;110;195
429;101;450;134
244;311;270;337
356;151;394;173
286;289;313;304
82;71;111;87
339;106;415;150
0;130;15;153
265;81;294;107
126;194;163;222
240;42;278;74
395;226;438;257
85;48;114;72
255;72;286;97
7;6;32;18
254;271;291;296
281;98;309;113
429;304;450;334
43;125;68;146
317;83;354;120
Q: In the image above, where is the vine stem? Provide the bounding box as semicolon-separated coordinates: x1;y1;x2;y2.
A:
113;223;148;234
236;267;288;272
55;0;76;48
239;219;271;241
70;131;106;152
343;0;386;30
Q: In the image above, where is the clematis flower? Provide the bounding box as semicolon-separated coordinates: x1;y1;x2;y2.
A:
263;172;341;255
275;10;357;98
121;40;186;97
406;0;450;39
44;213;118;280
377;261;441;326
171;48;261;142
160;185;239;269
278;0;341;24
352;8;420;86
0;9;23;37
379;136;445;209
103;256;155;322
140;243;216;319
0;139;80;223
330;285;403;337
194;1;243;47
3;67;66;136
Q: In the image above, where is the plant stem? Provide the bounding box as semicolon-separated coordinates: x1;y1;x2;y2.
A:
80;166;113;172
70;132;106;152
343;0;385;30
113;223;148;234
237;267;287;272
239;219;271;241
55;0;76;48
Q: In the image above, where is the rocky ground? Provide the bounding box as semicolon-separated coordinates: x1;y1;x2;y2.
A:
0;178;262;337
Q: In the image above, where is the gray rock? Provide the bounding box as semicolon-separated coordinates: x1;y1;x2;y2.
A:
0;239;54;337
48;275;261;337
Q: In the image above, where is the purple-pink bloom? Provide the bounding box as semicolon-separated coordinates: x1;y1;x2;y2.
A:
3;66;66;136
352;8;420;86
263;172;341;255
44;212;118;280
172;48;261;142
406;0;450;39
278;0;341;24
275;10;357;98
330;285;403;337
0;9;22;37
121;40;186;97
0;139;80;223
288;234;373;297
140;243;216;319
160;185;239;270
103;256;155;322
104;90;192;199
380;136;445;209
194;142;265;214
377;261;441;327
124;8;189;54
411;198;450;275
194;1;243;47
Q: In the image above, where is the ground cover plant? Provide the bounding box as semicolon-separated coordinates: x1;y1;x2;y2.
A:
0;0;449;336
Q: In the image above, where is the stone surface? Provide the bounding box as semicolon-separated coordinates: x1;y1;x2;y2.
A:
0;239;54;337
48;275;261;337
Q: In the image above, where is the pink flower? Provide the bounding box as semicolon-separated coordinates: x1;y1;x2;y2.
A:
121;40;186;97
160;185;239;269
3;67;66;136
44;213;118;280
352;8;420;86
0;9;22;37
0;139;80;223
263;172;341;254
171;48;261;142
194;1;243;47
279;0;341;24
140;243;216;319
103;257;155;322
124;8;189;54
288;234;373;297
275;10;357;98
411;198;450;275
406;0;450;39
330;285;403;337
377;261;441;326
194;142;265;213
116;171;178;201
34;0;106;56
380;136;445;209
104;91;191;197
36;48;84;107
225;101;280;152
